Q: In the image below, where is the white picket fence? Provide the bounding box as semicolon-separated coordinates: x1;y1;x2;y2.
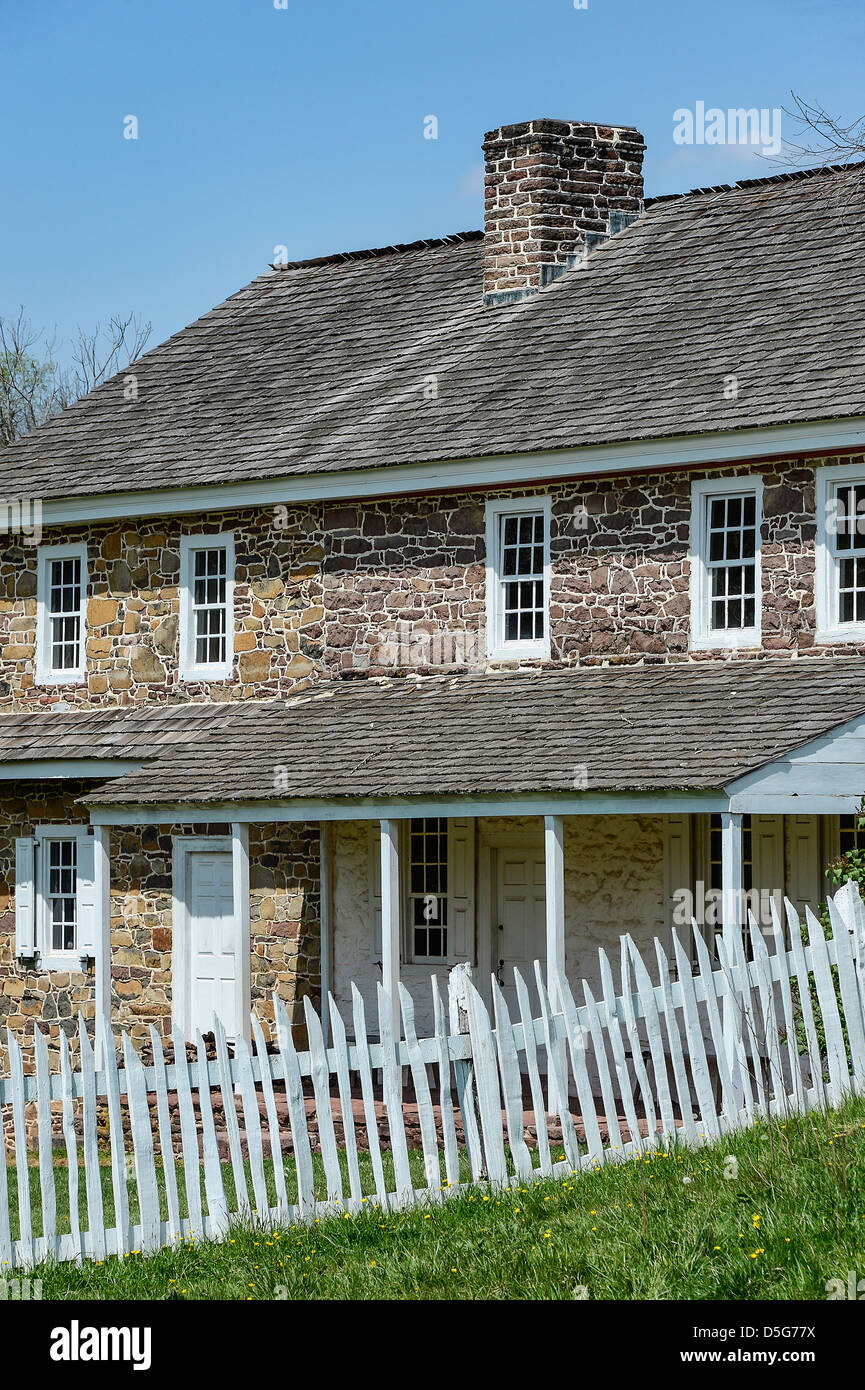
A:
2;885;865;1270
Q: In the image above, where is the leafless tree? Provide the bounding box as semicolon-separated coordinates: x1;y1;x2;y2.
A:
775;94;865;226
0;308;151;446
780;93;865;169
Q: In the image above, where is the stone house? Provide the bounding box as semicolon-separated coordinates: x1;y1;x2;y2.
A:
2;116;865;1064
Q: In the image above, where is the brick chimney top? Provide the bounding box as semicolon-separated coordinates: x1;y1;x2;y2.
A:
482;118;646;306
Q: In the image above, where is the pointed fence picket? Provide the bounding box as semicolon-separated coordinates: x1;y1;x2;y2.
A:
2;887;865;1270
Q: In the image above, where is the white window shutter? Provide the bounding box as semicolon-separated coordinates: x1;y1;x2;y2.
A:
14;837;36;961
749;814;784;929
662;814;692;935
447;818;475;961
76;831;98;957
367;823;382;961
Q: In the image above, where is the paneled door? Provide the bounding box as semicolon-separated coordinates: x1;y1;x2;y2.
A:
494;845;547;1016
185;849;238;1041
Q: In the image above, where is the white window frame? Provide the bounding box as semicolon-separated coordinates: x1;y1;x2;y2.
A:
402;818;451;966
690;476;762;651
815;462;865;643
179;532;235;681
35;542;87;685
485;496;552;660
35;825;88;971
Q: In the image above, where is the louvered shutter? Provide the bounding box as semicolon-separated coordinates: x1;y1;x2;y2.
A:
662;814;692;935
76;831;98;958
749;814;784;930
14;837;36;961
447;818;475;961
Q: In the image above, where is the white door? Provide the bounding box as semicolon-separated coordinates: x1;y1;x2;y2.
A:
495;846;546;1016
187;850;238;1040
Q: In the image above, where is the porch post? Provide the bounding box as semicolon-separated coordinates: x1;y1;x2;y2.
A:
94;825;111;1068
719;811;743;1097
544;814;566;1112
231;822;251;1044
379;818;401;1037
720;812;743;945
544;814;566;997
319;822;332;1047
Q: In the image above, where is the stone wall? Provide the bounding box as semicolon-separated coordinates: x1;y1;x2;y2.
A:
0;454;862;709
0;505;323;708
320;456;845;672
0;780;93;1070
0;788;321;1068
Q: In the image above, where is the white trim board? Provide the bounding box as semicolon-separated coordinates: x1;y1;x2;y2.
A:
34;416;865;527
0;759;143;780
89;790;729;826
726;711;865;812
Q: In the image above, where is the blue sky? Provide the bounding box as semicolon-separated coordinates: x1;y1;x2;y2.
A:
1;0;863;365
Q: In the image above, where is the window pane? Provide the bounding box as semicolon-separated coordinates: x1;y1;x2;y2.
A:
48;555;82;671
190;545;229;667
47;839;77;953
408;817;448;959
499;511;545;646
705;493;758;632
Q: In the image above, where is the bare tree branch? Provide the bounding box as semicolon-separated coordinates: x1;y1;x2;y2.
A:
0;308;151;445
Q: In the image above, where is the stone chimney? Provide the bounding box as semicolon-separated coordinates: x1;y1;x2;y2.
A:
482;118;646;306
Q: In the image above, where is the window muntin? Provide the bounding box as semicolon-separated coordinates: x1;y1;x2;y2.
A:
179;533;234;679
48;555;83;672
408;817;448;960
690;480;761;650
839;813;865;857
485;497;551;659
36;543;87;682
192;546;228;667
832;482;865;624
501;512;545;643
706;493;757;631
47;837;77;953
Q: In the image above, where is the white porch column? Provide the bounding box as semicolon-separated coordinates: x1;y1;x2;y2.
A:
720;812;743;946
94;825;111;1068
544;814;566;1112
319;822;332;1047
379;818;401;1037
544;814;566;998
719;811;743;1100
231;822;251;1044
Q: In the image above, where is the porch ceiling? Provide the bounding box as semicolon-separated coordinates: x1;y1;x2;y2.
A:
55;657;865;815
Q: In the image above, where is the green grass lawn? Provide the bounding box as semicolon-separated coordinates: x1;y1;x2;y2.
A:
16;1094;865;1300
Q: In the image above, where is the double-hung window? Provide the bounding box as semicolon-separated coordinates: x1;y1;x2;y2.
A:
816;465;865;641
15;826;97;972
485;497;551;659
36;543;87;683
690;478;762;649
407;817;449;961
179;533;235;680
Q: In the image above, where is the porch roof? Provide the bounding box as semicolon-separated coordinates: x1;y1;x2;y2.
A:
56;657;865;814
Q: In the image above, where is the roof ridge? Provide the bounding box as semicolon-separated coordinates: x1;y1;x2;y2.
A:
269;229;483;273
268;161;865;273
644;157;865;207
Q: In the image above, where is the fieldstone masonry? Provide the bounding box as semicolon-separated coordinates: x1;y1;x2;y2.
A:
0;785;320;1075
0;452;861;1069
